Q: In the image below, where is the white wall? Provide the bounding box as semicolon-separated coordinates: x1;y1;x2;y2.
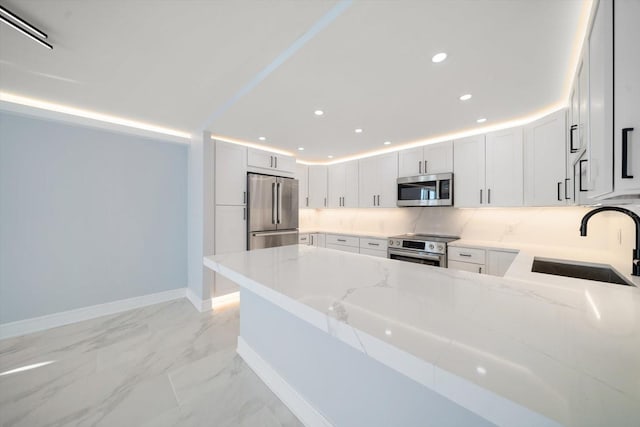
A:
0;112;188;323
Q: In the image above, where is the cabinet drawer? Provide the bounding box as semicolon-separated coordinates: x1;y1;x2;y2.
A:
359;247;388;258
326;234;359;247
326;243;360;254
448;247;486;264
359;237;388;251
298;233;310;245
448;260;486;274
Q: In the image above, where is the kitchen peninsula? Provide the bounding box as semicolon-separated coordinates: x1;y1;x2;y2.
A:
204;245;640;427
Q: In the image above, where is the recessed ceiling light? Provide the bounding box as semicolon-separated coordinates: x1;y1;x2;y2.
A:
314;110;324;116
459;94;472;101
258;136;266;141
431;52;447;63
298;147;305;151
328;155;334;159
476;118;487;123
383;141;391;145
354;128;363;133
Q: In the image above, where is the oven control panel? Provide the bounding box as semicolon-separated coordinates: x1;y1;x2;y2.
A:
388;239;446;254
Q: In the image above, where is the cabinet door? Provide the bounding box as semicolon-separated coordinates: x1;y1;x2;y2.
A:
359;248;387;258
215;141;247;206
358;156;378;208
524;110;567;206
274;155;296;174
247;148;275;170
485;128;524;206
377;152;399;207
215;205;247;254
398;147;423;177
343;161;359;208
573;153;590;205
453;135;486;207
587;0;614;199
613;0;640;194
308;166;328;208
448;260;485;274
423;141;454;174
487;250;517;277
310;233;326;247
578;58;589;152
328;163;345;208
296;164;309;209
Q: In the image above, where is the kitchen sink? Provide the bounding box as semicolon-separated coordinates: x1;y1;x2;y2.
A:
531;258;634;287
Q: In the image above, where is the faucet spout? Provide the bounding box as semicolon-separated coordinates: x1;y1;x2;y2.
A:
579;206;640;276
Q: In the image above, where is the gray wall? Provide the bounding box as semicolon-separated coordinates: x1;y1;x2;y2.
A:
0;112;188;323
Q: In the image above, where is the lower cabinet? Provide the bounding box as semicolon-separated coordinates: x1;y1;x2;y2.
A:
448;246;518;277
310;233;326;247
359;237;388;258
326;243;360;253
326;234;360;253
299;233;310;245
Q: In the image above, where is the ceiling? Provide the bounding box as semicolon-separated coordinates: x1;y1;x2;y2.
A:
0;0;587;162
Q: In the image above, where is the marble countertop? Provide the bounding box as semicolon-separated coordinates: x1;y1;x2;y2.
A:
204;245;640;427
298;229;390;239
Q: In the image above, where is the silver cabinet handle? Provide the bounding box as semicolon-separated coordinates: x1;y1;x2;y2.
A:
424;160;427;173
243;191;246;204
487;188;491;204
368;242;380;246
459;253;472;257
243;207;246;220
306;196;309;207
324;197;327;207
377;195;380;206
478;266;482;273
337;239;347;242
373;195;376;206
480;189;483;204
311;235;314;245
419;160;422;174
275;156;278;169
270;156;273;168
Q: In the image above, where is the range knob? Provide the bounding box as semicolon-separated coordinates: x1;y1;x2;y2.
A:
395;240;401;246
388;240;394;246
438;244;444;252
429;243;435;250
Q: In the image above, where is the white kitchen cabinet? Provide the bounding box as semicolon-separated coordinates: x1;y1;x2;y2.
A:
587;0;640;200
485;127;524;206
215;205;246;254
326;244;360;254
298;233;310;245
358;152;398;207
487;250;518;277
296;164;309;209
310;233;325;247
398;141;453;177
308;166;328;208
359;248;387;258
448;260;485;274
453;135;486;208
328;161;358;208
524;110;568;206
247;148;295;174
359;237;387;258
215;141;247;206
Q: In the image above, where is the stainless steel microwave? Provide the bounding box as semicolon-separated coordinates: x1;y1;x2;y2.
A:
396;173;453;207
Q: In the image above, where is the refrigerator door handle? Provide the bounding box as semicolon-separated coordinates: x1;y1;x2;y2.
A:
271;182;276;224
276;182;282;224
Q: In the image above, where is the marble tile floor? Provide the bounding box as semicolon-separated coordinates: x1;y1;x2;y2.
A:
0;299;303;427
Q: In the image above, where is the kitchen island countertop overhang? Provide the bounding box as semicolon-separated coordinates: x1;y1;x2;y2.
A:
204;245;640;427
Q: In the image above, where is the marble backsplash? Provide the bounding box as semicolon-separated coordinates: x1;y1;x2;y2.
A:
300;205;639;258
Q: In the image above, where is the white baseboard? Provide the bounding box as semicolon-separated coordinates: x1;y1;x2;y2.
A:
186;287;212;312
0;288;186;340
237;337;333;427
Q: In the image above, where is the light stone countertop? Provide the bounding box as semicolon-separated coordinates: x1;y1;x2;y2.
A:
204;245;640;427
298;230;391;239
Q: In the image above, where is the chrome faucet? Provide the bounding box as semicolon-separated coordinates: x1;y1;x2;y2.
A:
580;206;640;276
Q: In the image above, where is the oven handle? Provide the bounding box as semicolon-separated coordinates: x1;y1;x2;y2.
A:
388;248;443;261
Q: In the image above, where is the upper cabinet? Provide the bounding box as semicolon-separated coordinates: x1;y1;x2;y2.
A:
524;110;568;206
398;141;453;177
575;0;640;201
358;152;398;207
296;164;309;209
328;161;359;208
308;165;328;208
247;148;296;174
454;129;523;208
215;141;247;206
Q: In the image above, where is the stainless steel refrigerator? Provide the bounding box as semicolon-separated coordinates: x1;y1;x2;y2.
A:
247;173;299;250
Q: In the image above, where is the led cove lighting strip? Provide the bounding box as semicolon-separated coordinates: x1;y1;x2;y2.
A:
0;15;52;49
210;134;293;156
0;92;192;140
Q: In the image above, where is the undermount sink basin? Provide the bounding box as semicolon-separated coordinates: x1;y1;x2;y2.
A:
531;257;634;287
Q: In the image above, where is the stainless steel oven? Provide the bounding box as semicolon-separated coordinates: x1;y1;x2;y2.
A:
387;234;459;267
